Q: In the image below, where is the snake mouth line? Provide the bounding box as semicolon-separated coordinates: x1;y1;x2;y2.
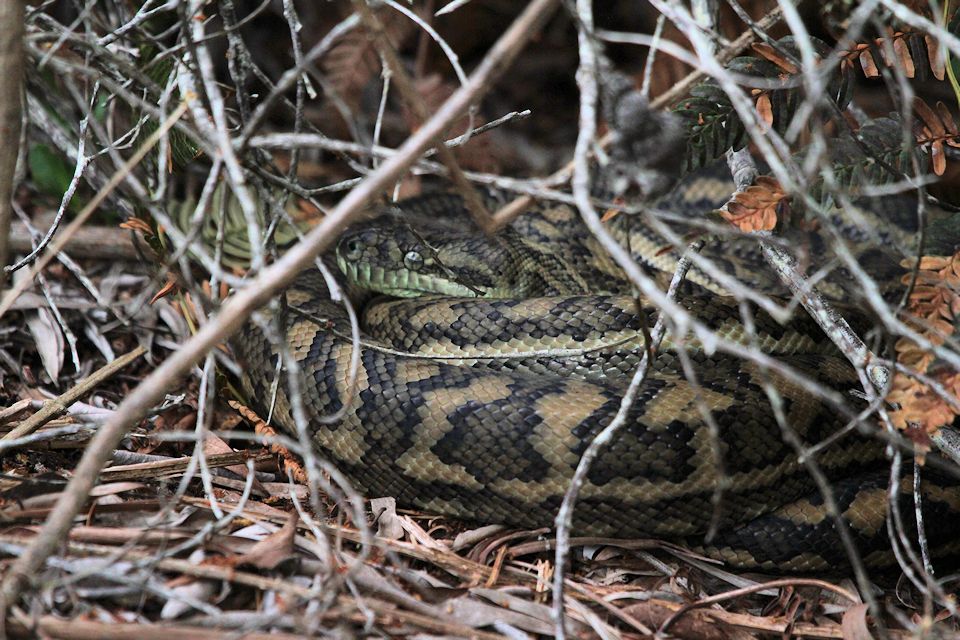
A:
338;258;482;298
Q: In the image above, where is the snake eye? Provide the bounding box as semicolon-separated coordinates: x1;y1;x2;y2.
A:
341;238;363;262
403;250;424;271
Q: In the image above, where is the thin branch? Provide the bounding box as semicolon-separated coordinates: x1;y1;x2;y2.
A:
6;112;89;273
0;0;559;611
0;0;24;288
1;346;145;445
489;5;785;231
349;0;496;233
0;101;190;320
248;110;530;156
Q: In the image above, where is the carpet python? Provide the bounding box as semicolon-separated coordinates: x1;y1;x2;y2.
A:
235;170;960;573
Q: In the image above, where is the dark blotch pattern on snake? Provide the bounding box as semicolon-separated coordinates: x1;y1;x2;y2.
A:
234;175;960;573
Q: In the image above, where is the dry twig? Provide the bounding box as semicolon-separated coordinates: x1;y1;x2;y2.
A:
0;0;24;288
0;0;560;614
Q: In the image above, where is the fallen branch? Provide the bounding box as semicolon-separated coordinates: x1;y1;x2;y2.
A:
0;0;24;289
1;345;146;445
0;0;560;613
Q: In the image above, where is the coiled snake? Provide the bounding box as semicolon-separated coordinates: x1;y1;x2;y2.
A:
235;173;960;573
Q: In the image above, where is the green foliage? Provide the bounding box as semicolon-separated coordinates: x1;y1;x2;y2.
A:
28;144;74;200
671;36;851;175
672;81;745;173
923;211;960;255
827;116;914;195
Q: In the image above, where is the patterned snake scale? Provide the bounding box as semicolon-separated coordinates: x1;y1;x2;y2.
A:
235;171;960;573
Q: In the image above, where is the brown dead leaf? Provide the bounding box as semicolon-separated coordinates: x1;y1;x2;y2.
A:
721;176;785;232
858;47;880;77
936;101;959;137
915;97;946;137
926;34;945;80
149;277;178;305
229;400;307;483
841;603;874;640
887;250;960;432
931;140;946;176
892;34;916;78
751;42;799;74
913;98;960;175
755;92;774;127
236;511;299;570
406;74;505;174
203;433;266;495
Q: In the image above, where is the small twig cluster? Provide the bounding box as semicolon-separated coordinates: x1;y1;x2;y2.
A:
1;1;960;639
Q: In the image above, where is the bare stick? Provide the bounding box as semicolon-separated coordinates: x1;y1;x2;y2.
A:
1;345;146;444
0;0;559;611
551;252;697;639
349;0;495;233
0;101;190;320
178;2;264;272
658;577;859;635
248;110;530;154
6;116;89;274
0;0;24;289
552;3;628;636
489;5;785;231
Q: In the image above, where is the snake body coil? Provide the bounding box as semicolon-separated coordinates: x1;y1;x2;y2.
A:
236;181;960;572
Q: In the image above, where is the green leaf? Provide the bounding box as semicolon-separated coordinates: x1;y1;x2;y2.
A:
28;144;73;198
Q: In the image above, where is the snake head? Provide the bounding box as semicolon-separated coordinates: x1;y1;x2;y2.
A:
336;223;503;298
